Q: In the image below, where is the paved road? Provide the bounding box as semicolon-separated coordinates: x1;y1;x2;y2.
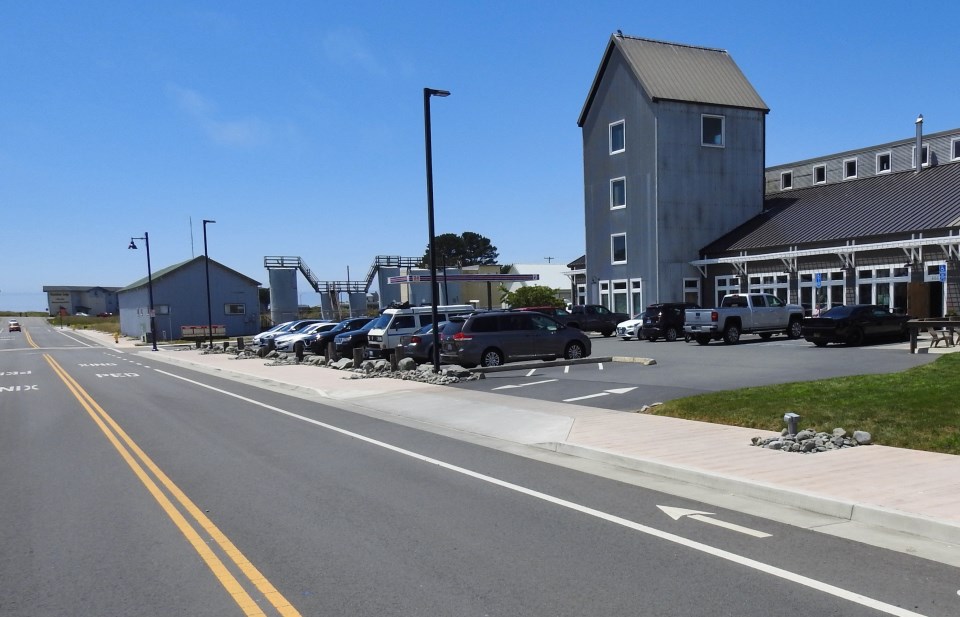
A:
2;318;957;616
449;332;937;411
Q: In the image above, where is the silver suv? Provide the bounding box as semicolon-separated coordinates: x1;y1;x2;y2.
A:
440;310;591;368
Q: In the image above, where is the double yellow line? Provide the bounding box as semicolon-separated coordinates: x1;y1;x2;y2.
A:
43;354;301;617
24;328;39;348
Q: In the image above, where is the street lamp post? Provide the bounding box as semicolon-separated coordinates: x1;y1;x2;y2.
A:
128;233;159;351
424;86;450;373
203;219;216;349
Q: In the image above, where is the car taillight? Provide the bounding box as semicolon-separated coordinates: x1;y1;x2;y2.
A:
410;336;422;344
453;332;472;341
711;311;719;322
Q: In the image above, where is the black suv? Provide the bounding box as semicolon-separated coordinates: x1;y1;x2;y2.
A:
640;302;700;342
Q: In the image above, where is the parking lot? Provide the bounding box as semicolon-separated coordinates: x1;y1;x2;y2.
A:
449;332;939;411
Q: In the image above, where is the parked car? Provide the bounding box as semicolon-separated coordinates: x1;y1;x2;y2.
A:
567;304;629;337
440;310;591;368
615;312;646;340
274;322;337;352
8;319;21;332
515;306;574;326
253;319;324;347
802;304;911;346
639;302;700;342
399;320;466;364
685;293;804;345
365;304;475;359
334;318;384;356
309;317;374;355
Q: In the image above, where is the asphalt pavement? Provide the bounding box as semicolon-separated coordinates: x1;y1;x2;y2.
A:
63;325;960;565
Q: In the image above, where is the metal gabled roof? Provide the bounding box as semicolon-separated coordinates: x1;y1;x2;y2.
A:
579;34;768;127
702;163;960;255
119;256;261;292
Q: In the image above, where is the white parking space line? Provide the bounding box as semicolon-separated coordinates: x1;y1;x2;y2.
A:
492;379;558;391
525;369;537;377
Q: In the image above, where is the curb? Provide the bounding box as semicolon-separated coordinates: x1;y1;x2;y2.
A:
543;442;960;546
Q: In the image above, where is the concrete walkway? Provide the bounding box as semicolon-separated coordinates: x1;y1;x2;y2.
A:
66;328;960;561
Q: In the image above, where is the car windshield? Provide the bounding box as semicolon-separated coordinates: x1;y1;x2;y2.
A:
820;305;856;318
371;314;391;329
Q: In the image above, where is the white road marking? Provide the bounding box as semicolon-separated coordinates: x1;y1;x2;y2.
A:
153;368;932;617
563;386;637;402
564;366;570;374
658;506;771;538
56;330;97;347
525;369;537;377
492;379;558;390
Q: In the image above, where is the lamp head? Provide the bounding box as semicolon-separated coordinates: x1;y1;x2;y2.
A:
427;88;451;98
128;240;138;250
916;114;923;124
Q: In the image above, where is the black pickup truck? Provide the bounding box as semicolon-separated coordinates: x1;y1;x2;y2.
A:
567;304;629;337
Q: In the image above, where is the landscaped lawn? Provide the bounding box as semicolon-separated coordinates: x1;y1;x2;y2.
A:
651;353;960;455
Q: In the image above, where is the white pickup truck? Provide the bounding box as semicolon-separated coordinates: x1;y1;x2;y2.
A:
684;293;805;345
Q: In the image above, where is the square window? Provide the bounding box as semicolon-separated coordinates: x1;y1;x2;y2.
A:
843;158;857;179
952;138;960;161
912;144;929;168
701;115;724;147
610;177;626;209
813;165;826;184
876;152;891;173
611;234;627;264
780;171;793;190
609;120;625;154
225;303;245;315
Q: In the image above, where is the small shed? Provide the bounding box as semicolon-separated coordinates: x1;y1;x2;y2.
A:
118;257;261;342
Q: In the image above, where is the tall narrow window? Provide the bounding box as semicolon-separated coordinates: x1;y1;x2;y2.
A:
611;233;627;264
780;171;793;190
610;177;626;209
843;157;857;179
701;114;724;147
952;137;960;161
813;164;826;184
912;144;929;168
609;120;625;154
876;152;891;173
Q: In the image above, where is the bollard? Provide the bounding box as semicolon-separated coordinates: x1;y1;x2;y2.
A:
237;337;245;350
327;341;337;361
390;352;399;372
352;348;363;366
783;412;800;436
294;341;304;362
222;340;229;351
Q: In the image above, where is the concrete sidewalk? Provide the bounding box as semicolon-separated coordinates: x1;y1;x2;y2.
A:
69;328;960;560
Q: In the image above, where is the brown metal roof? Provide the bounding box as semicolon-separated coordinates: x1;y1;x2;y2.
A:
579;34;768;126
702;163;960;254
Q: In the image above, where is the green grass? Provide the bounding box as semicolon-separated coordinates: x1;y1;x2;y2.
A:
651;353;960;455
46;315;120;334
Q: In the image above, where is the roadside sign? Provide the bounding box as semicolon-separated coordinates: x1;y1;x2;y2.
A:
939;264;946;282
815;273;822;289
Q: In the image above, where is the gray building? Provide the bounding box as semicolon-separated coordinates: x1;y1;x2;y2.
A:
578;33;768;315
118;256;261;341
42;285;120;316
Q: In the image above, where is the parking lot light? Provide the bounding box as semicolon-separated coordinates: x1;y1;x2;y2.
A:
424;87;450;373
128;233;159;351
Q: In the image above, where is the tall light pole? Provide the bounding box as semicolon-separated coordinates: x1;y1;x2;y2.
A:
424;87;450;373
203;219;216;349
128;233;159;351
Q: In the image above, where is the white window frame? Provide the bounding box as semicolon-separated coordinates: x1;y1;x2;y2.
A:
876;151;892;174
748;272;790;304
610;177;626;210
912;144;930;168
611;279;629;315
701;114;725;148
812;164;826;185
610;233;627;264
780;171;793;190
609;120;625;155
798;270;846;315
952;137;960;161
598;281;610;309
630;278;643;315
856;266;909;312
714;276;741;306
683;278;701;306
843;157;858;180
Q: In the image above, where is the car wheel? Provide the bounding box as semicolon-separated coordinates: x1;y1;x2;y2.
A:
787;319;803;339
846;327;865;346
601;328;614;337
695;335;711;346
621;336;631;341
480;348;504;367
723;324;741;344
813;340;829;347
645;335;657;342
664;327;678;342
564;341;586;360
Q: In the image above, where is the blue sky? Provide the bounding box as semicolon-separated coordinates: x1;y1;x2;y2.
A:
2;1;957;311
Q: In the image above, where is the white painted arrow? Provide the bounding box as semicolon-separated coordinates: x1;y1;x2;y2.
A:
492;379;558;390
563;386;637;402
657;506;771;538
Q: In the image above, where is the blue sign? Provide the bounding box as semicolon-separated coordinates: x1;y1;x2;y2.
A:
815;273;822;289
939;264;947;283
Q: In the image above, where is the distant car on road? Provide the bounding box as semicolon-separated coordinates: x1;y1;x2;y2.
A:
441;310;591;368
802;304;911;346
8;319;21;332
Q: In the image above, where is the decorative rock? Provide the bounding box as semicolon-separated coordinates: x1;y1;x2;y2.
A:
397;357;417;371
832;428;847;438
753;423;872;454
853;430;872;445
